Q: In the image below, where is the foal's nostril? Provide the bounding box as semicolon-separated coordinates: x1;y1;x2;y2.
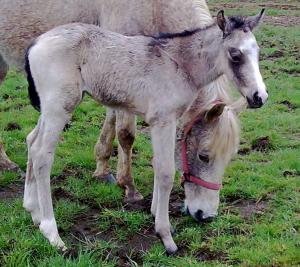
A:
253;91;262;104
194;210;204;221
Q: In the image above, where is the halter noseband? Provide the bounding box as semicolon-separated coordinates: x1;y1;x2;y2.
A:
180;100;223;191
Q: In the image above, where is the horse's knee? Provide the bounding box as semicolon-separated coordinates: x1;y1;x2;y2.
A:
156;172;175;192
117;128;135;150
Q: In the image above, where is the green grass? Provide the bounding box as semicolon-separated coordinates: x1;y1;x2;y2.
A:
1;2;300;266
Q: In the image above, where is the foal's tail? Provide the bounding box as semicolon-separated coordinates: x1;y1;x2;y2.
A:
25;42;41;111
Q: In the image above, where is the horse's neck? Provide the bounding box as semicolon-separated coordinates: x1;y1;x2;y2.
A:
165;26;225;89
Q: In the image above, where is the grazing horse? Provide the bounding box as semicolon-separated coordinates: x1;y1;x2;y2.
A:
24;10;267;253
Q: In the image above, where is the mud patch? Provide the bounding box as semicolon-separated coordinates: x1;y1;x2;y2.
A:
4;122;22;131
52;166;85;185
283;170;300;177
68;206;157;266
0;183;23;200
238;147;251;156
194;246;228;262
262;15;300;27
225;199;267;221
251;136;273;152
124;190;184;217
280;100;297;111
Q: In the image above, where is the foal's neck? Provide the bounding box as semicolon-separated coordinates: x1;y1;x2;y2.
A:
163;24;225;89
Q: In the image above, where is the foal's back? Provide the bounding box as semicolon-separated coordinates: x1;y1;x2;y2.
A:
29;23;192;119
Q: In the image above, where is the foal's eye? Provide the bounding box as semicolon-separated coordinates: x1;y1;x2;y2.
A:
229;48;243;63
198;153;210;163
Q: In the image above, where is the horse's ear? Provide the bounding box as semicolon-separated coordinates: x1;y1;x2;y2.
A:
217;10;227;33
204;102;226;123
246;9;265;31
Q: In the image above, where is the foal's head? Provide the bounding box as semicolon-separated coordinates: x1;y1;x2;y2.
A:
216;9;268;108
176;100;240;222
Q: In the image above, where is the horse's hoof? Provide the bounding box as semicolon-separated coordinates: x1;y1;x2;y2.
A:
124;190;144;203
93;173;117;184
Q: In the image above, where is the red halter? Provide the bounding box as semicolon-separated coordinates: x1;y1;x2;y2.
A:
180;100;223;191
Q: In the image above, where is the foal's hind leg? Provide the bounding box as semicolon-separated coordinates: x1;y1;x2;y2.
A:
93;107;117;184
29;108;73;250
116;111;143;202
23;119;42;225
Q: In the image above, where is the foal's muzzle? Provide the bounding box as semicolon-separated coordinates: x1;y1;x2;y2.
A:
186;208;216;223
247;91;265;109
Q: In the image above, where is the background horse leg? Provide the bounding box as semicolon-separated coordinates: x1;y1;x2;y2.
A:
151;118;178;254
116;110;143;202
93;107;117;183
0;54;22;173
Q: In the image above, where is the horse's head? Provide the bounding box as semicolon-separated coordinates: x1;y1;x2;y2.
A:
217;9;268;108
176;99;242;222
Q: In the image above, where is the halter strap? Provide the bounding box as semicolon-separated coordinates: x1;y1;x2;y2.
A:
180;100;223;191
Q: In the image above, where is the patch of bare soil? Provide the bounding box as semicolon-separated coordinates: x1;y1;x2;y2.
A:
264;15;300;27
238;147;251;156
0;183;23;200
4;122;22;131
124;190;184;217
251;136;273;152
283;170;300;177
52;166;85;185
67;205;157;266
280;100;297;111
225;198;267;221
236;200;266;220
194;246;228;262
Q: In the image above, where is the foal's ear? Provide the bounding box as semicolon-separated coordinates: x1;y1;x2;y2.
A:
217;10;227;33
204;102;226;123
246;9;265;31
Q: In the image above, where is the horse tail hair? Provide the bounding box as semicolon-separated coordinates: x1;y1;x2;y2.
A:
25;41;40;111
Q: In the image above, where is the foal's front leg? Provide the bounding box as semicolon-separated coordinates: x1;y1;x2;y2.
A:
151;119;178;254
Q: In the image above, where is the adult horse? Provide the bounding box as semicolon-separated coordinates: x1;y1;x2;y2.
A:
25;10;267;253
0;0;212;174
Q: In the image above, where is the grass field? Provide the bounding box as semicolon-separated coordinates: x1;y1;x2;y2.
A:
0;1;300;266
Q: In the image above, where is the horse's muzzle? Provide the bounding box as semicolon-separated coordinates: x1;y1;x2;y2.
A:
247;91;264;109
186;208;216;223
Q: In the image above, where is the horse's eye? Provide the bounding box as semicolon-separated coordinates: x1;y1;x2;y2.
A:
229;48;242;63
198;153;209;163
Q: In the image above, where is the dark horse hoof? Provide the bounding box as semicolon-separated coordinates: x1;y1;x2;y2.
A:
93;173;117;184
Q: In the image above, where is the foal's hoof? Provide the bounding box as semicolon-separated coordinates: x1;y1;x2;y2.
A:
156;232;178;256
93;173;117;184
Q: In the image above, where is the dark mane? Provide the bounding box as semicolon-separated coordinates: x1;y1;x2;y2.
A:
154;23;216;40
227;16;248;30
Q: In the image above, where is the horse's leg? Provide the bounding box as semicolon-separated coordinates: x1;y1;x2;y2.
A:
0;54;22;173
116;110;143;202
30;107;73;250
93;107;117;184
151;118;178;254
151;173;158;216
23;119;42;225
